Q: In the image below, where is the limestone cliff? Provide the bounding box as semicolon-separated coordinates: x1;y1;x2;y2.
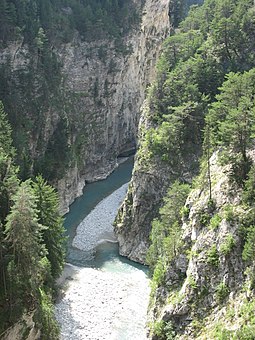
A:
148;151;255;339
0;0;170;214
56;0;170;213
114;85;201;264
114;0;205;264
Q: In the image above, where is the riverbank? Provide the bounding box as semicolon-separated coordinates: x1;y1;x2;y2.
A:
72;183;129;252
55;169;150;339
55;263;150;340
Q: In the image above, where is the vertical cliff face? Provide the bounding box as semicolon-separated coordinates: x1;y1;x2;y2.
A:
0;0;170;214
57;0;170;213
114;105;201;263
148;152;255;339
114;0;206;264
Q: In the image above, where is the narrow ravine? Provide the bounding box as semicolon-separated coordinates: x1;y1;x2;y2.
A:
55;158;150;340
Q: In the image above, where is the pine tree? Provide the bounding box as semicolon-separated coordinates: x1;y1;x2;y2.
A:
32;175;66;281
208;69;255;182
5;181;46;311
0;101;15;157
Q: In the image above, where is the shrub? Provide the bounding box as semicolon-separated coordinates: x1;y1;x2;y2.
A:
181;206;190;219
152;320;165;338
223;205;235;223
207;245;219;267
242;225;255;262
187;275;198;290
150;320;176;340
216;282;229;303
199;211;211;227
209;214;222;230
220;234;236;256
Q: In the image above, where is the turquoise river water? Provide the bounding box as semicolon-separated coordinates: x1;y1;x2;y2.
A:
55;157;150;340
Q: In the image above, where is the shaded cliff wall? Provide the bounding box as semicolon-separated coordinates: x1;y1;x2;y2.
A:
114;98;201;263
0;0;170;214
57;0;171;213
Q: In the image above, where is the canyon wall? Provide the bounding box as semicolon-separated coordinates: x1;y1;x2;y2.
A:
0;0;170;214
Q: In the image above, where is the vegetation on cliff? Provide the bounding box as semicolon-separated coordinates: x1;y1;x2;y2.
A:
0;101;65;338
0;0;139;45
0;0;141;185
143;0;255;338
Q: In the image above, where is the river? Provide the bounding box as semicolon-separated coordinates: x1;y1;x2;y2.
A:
55;158;150;340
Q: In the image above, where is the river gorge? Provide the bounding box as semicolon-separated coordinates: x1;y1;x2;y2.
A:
55;158;150;339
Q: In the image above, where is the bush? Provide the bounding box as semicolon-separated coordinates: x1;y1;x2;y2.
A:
34;289;60;340
223;205;236;223
150;320;176;340
220;234;236;256
242;225;255;262
209;214;222;229
207;245;219;267
216;282;229;303
242;165;255;205
198;211;211;227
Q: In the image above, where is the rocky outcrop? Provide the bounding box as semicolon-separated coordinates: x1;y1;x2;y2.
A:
149;151;255;338
56;0;171;213
2;312;40;340
0;0;170;214
114;97;201;263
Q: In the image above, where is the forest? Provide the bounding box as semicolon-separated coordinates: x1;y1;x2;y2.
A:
1;0;255;338
0;0;139;45
142;0;255;337
0;0;141;337
0;102;66;338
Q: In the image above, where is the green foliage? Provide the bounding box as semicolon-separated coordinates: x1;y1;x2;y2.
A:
147;181;190;269
206;69;255;183
32;175;66;282
198;210;211;227
236;299;255;339
220;234;236;256
216;282;230;303
223;204;236;223
209;213;222;230
0;101;15;157
211;299;255;339
0;0;140;46
0;100;64;335
148;181;190;301
206;244;219;267
242;165;255;205
240;166;255;263
141;0;255;192
187;275;198;290
34;288;60;339
180;206;189;219
1;177;64;334
242;225;255;262
212;324;233;340
151;320;165;338
150;320;176;340
5;181;46;313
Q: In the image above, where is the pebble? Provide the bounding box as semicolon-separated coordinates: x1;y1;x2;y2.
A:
72;183;129;251
55;184;150;340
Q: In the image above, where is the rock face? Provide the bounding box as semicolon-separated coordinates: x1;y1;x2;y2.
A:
0;0;170;214
114;98;201;264
149;151;255;338
56;0;170;213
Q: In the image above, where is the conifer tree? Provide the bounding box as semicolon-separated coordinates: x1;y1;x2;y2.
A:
32;175;66;281
207;69;255;181
5;181;46;310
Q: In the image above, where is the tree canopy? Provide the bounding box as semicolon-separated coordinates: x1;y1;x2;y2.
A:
0;102;65;337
